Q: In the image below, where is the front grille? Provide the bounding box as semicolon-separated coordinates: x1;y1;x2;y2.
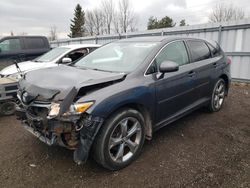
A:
26;106;49;133
6;92;16;97
5;85;18;91
28;106;49;117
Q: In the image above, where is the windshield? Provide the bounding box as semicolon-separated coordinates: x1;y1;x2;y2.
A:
34;47;70;62
74;42;159;72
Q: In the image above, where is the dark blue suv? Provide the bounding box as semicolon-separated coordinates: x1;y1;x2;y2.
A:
16;36;231;170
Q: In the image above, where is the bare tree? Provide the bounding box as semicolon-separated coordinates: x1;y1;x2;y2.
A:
112;11;120;34
92;8;104;35
128;16;138;32
209;3;245;23
49;25;57;41
20;32;28;36
85;11;95;36
102;0;114;34
85;0;137;35
118;0;137;33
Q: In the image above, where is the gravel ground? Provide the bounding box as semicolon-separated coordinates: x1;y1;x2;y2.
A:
0;84;249;188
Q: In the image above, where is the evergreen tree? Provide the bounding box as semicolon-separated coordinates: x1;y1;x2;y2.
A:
179;19;186;26
68;4;85;38
157;16;176;28
147;16;158;30
147;16;175;30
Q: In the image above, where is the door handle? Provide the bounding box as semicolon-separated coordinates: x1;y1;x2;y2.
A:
213;63;218;68
188;71;196;77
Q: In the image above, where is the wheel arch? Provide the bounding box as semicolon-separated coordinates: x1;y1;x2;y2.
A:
219;74;230;95
103;103;153;140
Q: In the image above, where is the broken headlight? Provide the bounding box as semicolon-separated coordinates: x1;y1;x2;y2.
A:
48;101;94;118
48;102;60;117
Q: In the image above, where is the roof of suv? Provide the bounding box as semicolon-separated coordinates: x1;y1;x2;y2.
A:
59;44;101;49
119;36;211;43
0;35;48;39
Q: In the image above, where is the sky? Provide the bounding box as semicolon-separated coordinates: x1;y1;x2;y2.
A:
0;0;250;39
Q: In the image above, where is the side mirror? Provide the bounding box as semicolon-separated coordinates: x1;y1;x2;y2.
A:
61;57;72;64
159;61;179;73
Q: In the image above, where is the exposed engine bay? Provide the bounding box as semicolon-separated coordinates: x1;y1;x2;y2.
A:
15;67;126;164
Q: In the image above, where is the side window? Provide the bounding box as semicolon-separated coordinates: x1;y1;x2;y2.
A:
146;41;189;74
89;47;98;53
26;38;45;49
63;48;88;63
0;39;21;52
155;41;189;67
187;40;211;62
207;42;221;57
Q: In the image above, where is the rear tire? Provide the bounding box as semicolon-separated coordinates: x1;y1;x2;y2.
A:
208;79;226;112
92;108;145;170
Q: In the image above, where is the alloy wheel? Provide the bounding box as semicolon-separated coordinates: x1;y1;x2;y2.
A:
108;117;142;163
213;80;225;110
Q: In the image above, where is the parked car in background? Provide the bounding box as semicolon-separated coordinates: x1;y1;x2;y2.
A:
0;77;18;116
0;36;50;70
0;44;100;79
16;36;231;170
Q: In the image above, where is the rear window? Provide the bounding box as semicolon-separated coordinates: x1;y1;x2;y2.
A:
207;42;221;57
187;40;211;62
26;37;45;49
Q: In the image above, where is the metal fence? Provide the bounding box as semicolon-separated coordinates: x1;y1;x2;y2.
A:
50;18;250;81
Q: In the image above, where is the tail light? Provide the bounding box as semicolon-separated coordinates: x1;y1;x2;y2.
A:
227;58;232;65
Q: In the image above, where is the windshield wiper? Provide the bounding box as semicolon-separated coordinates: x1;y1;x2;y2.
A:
73;65;118;73
92;68;117;73
33;60;43;62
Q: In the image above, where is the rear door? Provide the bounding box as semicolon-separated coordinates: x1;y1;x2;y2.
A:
149;40;197;126
24;37;49;60
186;39;215;100
206;42;226;86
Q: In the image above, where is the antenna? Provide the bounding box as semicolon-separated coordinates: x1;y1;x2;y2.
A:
14;60;23;77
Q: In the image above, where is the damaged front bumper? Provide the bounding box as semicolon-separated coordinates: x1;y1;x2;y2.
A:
16;102;104;164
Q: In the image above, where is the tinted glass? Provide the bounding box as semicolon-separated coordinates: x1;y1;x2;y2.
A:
187;40;211;62
34;47;70;62
64;48;88;63
207;42;221;57
75;42;158;73
155;41;189;66
26;38;45;49
0;39;21;52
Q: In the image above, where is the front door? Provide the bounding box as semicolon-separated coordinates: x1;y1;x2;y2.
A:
151;41;197;126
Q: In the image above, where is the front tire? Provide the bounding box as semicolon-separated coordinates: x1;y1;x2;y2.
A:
208;79;226;112
0;101;16;116
92;108;145;170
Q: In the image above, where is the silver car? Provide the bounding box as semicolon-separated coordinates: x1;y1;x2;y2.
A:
0;44;100;79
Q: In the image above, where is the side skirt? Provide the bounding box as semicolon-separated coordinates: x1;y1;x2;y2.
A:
153;98;210;132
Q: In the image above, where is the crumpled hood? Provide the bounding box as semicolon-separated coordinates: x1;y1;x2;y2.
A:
0;61;57;76
19;65;126;101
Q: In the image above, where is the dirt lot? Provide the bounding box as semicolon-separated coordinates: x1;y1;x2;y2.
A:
0;84;249;188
